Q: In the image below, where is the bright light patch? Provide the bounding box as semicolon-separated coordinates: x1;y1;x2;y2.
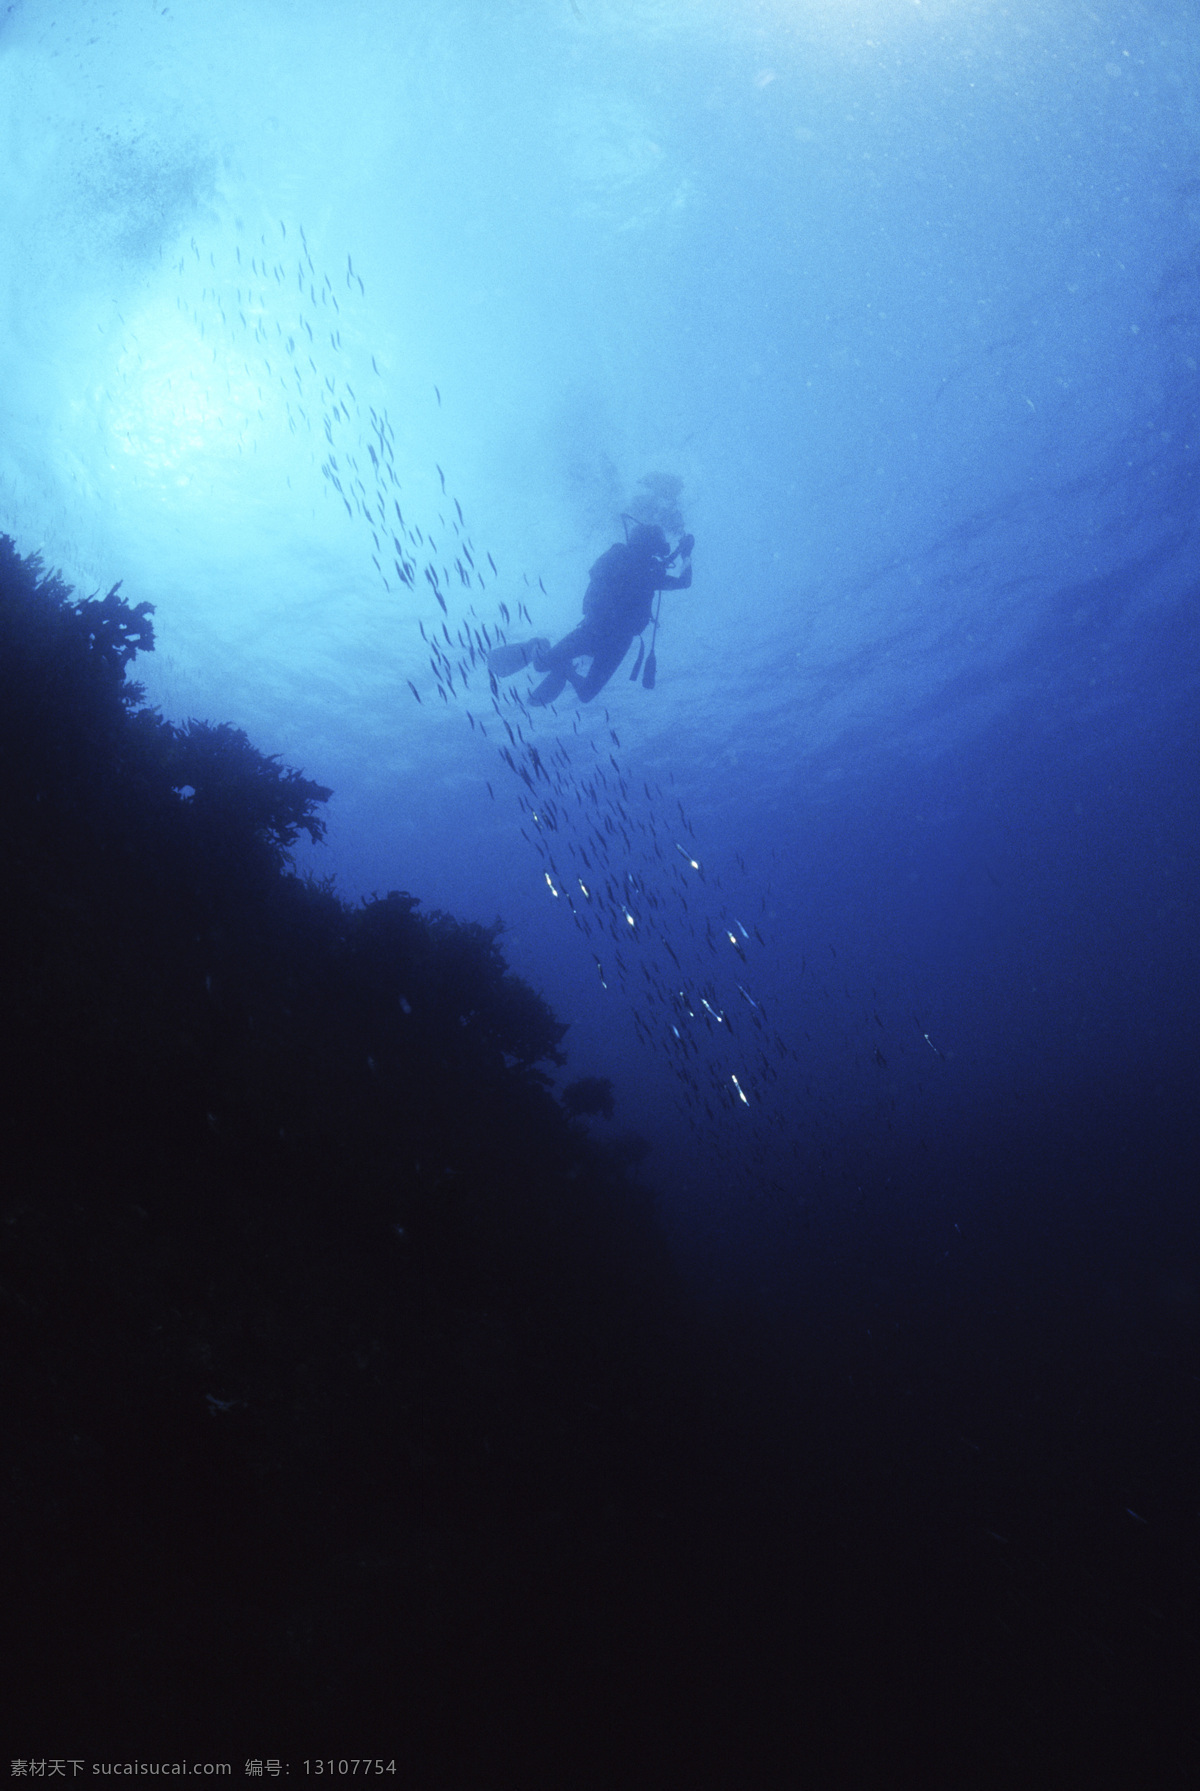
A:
101;300;282;491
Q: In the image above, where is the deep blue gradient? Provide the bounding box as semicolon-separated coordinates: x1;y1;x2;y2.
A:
2;0;1197;1291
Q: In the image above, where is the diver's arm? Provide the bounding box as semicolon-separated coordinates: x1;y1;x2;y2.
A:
661;531;694;589
660;557;692;592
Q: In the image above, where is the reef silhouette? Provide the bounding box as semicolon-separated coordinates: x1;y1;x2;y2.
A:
0;533;716;1760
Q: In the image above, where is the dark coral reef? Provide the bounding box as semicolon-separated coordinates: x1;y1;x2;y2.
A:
0;536;721;1769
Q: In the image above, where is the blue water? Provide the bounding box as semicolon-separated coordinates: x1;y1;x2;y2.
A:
2;0;1196;1298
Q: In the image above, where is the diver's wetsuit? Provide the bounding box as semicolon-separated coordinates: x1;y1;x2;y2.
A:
530;538;692;706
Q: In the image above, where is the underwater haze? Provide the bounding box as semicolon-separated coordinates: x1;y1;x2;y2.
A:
3;6;1199;1252
4;0;1197;1277
4;0;1200;1772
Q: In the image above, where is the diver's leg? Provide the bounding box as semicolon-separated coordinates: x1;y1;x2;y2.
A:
571;635;631;703
529;624;591;707
529;668;569;706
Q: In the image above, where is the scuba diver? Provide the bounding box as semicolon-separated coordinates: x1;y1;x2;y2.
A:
488;522;694;706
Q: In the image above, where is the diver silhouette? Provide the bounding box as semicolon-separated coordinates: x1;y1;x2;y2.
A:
510;523;694;706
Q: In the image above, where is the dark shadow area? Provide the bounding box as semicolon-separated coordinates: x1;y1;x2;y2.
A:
2;536;1198;1786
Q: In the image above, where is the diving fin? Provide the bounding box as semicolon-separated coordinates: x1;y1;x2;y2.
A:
642;649;657;690
487;639;549;678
